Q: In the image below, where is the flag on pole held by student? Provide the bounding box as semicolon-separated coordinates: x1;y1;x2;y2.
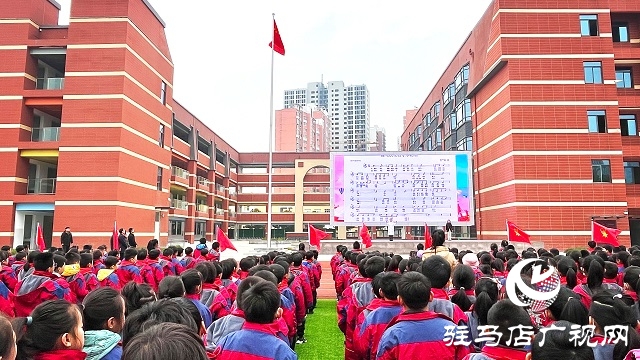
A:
592;221;621;246
216;226;237;252
506;220;531;244
309;225;329;247
268;18;285;55
360;223;372;248
112;221;118;251
424;223;432;249
36;223;46;252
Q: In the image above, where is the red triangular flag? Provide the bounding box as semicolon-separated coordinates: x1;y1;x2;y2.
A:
424;223;432;248
360;223;372;248
506;220;531;244
112;221;118;251
216;226;237;252
592;221;621;246
268;19;285;56
309;225;329;247
36;223;46;252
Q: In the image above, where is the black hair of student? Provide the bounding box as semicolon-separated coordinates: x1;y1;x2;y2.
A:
546;287;589;326
123;248;137;261
557;256;578;289
430;229;445;248
474;277;500;325
590;292;640;360
92;250;103;261
184;247;193;256
387;255;403;272
241;280;281;324
0;245;9;251
64;251;80;264
79;253;93;268
616;251;630;268
253;270;278;285
603;261;618;280
162;248;173;257
107;250;119;257
103;255;118;268
33;252;53;271
348;251;357;264
146;239;159;251
135;249;146;261
269;264;285;283
158;276;186;299
0;315;13;359
549;248;560;256
623;266;640;299
198;238;207;244
583;255;605;290
52;254;66;270
275;260;290;274
220;259;235;279
211;241;220;250
121;282;156;316
193;262;210;283
487;299;532;347
14;300;81;360
397;271;432;310
291;252;303;267
397;259;409;273
82;287;124;330
248;264;270;276
419;255;451;289
170;297;203;329
373;272;401;300
417;243;424;251
148;249;160;260
181;269;203;295
490;242;498;251
239;257;256;272
304;251;314;260
587;240;596;249
531;320;595;360
363;256;385;279
450;265;476;312
353;241;361;250
122;323;208;360
198;248;207;257
121;299;198;349
237;276;266;311
491;258;505;273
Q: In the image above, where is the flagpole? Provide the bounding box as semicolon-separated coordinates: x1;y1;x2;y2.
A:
266;13;276;250
505;219;509;243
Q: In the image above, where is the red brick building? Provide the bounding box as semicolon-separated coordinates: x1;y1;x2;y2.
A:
401;1;640;249
0;0;335;249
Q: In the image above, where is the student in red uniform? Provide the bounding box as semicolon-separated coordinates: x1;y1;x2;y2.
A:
67;253;99;304
354;271;402;360
302;251;320;314
209;242;221;263
14;252;74;317
122;323;208;360
82;287;125;360
530;320;595;360
376;272;469;360
0;280;14;317
252;269;297;347
335;252;358;299
135;249;156;287
0;250;18;291
145;249;165;292
330;245;346;280
159;248;178;277
212;280;297;360
14;300;86;360
97;256;121;290
92;250;105;274
236;257;255;283
180;247;197;270
289;252;312;344
115;248;143;286
419;256;468;325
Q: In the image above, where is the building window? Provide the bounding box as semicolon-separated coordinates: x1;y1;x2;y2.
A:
156;167;163;191
170;220;184;236
580;15;598;36
621;114;637;136
159;125;165;147
625;162;640;184
616;68;632;88
584;62;603;84
457;137;472;151
592;159;611;183
613;22;629;42
587;110;607;133
160;81;167;105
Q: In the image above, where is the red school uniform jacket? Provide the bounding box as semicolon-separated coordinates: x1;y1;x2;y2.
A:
0;281;14;317
145;259;165;292
290;265;313;309
212;322;297;360
159;256;178;277
287;276;306;323
376;311;470;360
0;264;18;291
136;260;156;288
14;271;74;317
98;269;121;290
92;259;105;274
115;260;143;285
66;267;99;303
302;260;320;291
340;278;375;360
330;252;343;280
354;299;403;360
463;345;528;360
335;263;358;298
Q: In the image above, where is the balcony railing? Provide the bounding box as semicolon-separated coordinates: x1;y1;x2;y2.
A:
31;127;60;142
229;210;237;217
197;176;208;186
197;204;208;212
36;77;65;90
171;199;188;210
171;166;189;179
215;208;224;215
27;178;56;194
215;184;225;193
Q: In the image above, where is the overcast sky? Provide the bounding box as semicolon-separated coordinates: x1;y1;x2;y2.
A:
57;0;492;152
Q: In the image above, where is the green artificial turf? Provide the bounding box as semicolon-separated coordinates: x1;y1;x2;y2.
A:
295;299;344;360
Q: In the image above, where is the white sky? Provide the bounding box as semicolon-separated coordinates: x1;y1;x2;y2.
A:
56;0;492;152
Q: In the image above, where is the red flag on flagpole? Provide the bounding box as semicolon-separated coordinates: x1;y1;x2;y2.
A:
592;221;621;246
506;220;531;244
424;223;432;249
360;223;372;248
309;225;329;247
268;18;285;56
216;226;237;252
112;221;118;251
36;223;45;252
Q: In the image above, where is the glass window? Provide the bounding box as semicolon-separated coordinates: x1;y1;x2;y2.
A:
580;15;598;36
584;62;603;84
435;130;442;145
621;114;637;136
156;167;163;190
170;220;184;236
456;137;472;151
434;102;441;117
587;110;607;133
451;114;457;131
592;159;611;183
159;124;165;147
160;81;167;105
613;22;629;42
616;68;633;88
427;137;432;151
625;162;640;184
462;65;470;84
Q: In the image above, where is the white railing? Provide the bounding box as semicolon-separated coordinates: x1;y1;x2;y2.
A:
31;127;60;142
197;176;208;186
215;208;224;215
197;204;208;212
36;77;64;90
27;178;56;194
171;166;189;179
171;199;188;210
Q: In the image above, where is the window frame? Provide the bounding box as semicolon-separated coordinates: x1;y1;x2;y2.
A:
160;81;167;105
584;61;603;84
587;110;607;133
613;22;630;43
615;68;633;89
625;162;640;184
621;114;637;136
591;159;612;183
156;166;163;191
580;14;599;36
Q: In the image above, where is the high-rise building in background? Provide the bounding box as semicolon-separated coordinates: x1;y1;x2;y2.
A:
275;105;330;152
284;81;370;152
369;125;386;152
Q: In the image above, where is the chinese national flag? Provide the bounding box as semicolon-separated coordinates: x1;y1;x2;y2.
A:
592;221;621;246
309;225;329;247
506;220;531;244
112;221;118;251
36;223;46;252
360;223;372;248
269;19;285;55
424;223;432;248
216;226;237;252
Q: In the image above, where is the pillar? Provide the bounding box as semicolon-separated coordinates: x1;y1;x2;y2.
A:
185;160;197;244
221;177;230;233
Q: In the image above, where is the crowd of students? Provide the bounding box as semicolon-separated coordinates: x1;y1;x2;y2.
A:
0;238;322;360
332;230;640;360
